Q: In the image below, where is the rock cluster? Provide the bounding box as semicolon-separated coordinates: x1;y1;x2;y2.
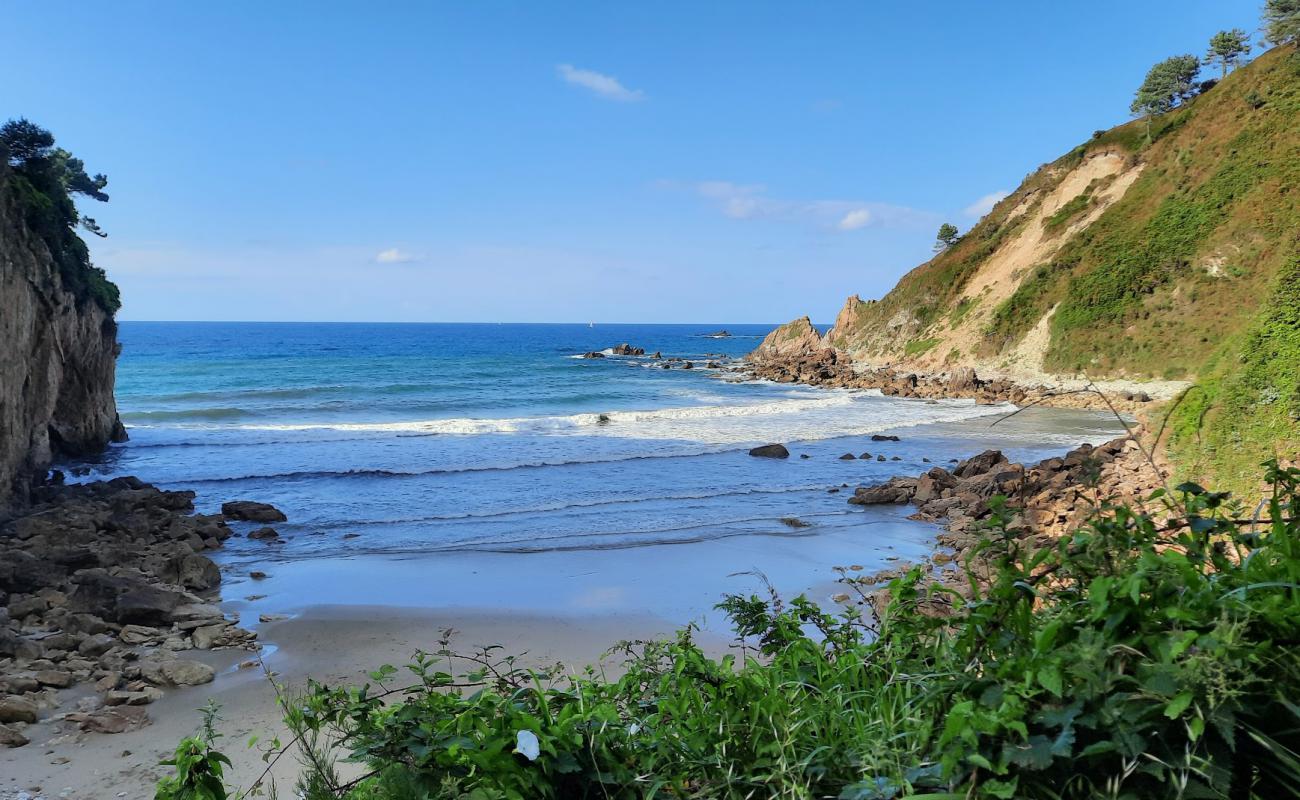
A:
745;350;1155;412
849;437;1165;569
0;478;262;747
610;343;646;356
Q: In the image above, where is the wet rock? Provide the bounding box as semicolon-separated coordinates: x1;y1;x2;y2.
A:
220;500;287;523
748;444;790;459
248;527;280;541
581;351;605;359
610;343;646;356
870;434;901;442
839;453;857;460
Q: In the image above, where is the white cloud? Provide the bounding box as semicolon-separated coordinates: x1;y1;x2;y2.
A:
963;190;1010;218
837;208;872;231
375;248;417;264
556;64;644;102
671;181;933;232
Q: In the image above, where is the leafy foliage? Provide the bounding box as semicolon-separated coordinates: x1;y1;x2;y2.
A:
935;222;961;252
0;118;119;313
1264;0;1300;45
163;466;1300;799
1206;29;1252;78
1131;54;1201;123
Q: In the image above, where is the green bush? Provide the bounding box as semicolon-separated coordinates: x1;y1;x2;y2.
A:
160;465;1300;799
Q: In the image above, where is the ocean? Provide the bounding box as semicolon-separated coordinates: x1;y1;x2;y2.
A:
84;322;1124;580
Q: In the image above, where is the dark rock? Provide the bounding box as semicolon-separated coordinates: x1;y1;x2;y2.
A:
221;500;287;523
248;527;280;541
610;343;646;356
839;453;856;460
870;434;901;442
581;351;605;359
748;444;790;459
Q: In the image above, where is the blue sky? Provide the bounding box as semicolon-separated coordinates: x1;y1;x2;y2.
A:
2;1;1265;323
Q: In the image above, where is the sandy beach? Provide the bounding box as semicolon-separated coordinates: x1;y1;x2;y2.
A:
1;606;722;799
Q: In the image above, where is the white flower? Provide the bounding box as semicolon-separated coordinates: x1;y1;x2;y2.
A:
627;722;641;735
514;729;540;761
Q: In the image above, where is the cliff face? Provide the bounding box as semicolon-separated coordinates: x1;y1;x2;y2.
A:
0;167;123;506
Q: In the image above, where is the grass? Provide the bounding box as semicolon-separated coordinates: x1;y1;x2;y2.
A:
903;337;940;357
1168;251;1300;495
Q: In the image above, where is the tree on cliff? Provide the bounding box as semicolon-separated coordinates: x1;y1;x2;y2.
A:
1204;29;1251;78
934;223;960;252
1264;0;1300;44
1130;54;1201;139
1;118;109;235
0;118;118;311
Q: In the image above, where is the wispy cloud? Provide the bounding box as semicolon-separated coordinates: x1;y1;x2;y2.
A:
837;208;872;231
963;190;1010;218
557;64;644;102
666;180;933;232
375;248;418;264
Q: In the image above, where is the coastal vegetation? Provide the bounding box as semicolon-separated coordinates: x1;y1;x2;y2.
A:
0;118;119;313
159;463;1300;799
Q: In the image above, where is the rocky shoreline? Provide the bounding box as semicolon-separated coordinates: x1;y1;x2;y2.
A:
0;478;267;748
743;346;1160;413
844;436;1166;592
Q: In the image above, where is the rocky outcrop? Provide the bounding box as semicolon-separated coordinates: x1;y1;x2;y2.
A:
0;478;258;746
1;167;124;506
750;316;827;363
850;436;1165;550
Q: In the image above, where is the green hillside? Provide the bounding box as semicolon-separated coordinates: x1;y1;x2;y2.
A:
822;44;1300;492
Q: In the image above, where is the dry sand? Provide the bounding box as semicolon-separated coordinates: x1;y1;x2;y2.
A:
1;606;715;799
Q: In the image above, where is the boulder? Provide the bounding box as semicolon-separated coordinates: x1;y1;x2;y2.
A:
0;695;38;724
67;704;150;734
0;722;28;747
68;570;187;627
839;453;856;460
142;658;215;687
610;343;646;356
947;367;980;393
220;501;287;523
77;633;116;657
581;351;605;359
34;669;75;688
953;450;1007;479
248;527;280;540
748;444;790;459
870;434;901;442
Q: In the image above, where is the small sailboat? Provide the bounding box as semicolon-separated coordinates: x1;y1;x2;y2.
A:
588;321;594;328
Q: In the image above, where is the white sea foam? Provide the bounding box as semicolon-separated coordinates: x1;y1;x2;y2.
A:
224;392;1015;445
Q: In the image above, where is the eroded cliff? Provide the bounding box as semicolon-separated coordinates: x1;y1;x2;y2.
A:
1;163;123;505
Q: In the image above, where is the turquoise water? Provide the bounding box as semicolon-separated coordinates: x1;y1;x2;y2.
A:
84;322;1124;563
